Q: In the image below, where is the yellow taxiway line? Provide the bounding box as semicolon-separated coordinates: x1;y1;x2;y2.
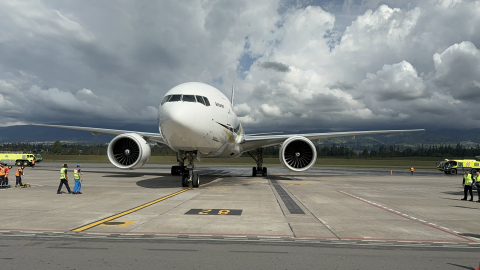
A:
71;176;220;232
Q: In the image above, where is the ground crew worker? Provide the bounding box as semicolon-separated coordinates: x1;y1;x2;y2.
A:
475;171;480;202
15;166;24;187
4;165;11;188
57;164;72;194
462;170;474;201
31;159;35;168
0;164;5;188
410;167;414;175
72;164;82;194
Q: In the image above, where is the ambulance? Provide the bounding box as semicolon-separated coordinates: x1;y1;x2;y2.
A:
437;157;480;175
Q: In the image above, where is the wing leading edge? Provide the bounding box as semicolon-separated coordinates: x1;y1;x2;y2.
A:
33;124;166;144
241;129;425;152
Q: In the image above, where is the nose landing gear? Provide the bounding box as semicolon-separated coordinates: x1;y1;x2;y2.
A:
177;151;200;188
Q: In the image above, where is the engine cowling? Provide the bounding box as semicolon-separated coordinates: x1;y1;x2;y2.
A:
279;136;317;172
107;133;151;170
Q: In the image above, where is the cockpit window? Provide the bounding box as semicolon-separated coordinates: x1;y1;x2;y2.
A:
203;97;210;106
182;95;196;102
161;95;171;105
196;95;206;105
169;95;182;102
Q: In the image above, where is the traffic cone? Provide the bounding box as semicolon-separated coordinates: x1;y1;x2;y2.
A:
474;260;480;270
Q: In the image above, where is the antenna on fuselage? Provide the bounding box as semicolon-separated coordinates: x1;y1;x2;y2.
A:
231;85;235;106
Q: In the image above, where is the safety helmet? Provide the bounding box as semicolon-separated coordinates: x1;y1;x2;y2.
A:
21;166;24;169
77;164;81;167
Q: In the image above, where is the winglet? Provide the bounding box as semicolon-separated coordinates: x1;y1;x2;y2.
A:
231;85;235;106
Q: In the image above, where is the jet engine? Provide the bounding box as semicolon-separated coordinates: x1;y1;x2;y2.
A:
107;133;151;170
279;136;317;172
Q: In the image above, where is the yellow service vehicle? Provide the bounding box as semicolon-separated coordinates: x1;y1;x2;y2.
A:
0;152;43;166
437;157;480;175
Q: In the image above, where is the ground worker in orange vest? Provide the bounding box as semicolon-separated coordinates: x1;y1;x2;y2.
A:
31;159;35;168
4;165;11;188
410;167;414;175
15;166;24;187
0;164;5;188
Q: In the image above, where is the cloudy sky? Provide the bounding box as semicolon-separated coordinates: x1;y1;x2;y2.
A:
0;0;479;133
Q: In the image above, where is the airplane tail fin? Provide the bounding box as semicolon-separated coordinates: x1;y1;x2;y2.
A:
231;85;235;106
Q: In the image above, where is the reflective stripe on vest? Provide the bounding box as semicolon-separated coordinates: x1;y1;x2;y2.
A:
60;168;67;179
0;168;4;176
465;174;473;185
74;168;79;179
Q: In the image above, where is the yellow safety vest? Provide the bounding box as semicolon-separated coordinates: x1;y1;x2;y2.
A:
60;168;67;179
464;174;473;185
74;168;80;179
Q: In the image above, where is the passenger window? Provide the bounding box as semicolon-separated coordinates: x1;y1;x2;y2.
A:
196;95;206;105
169;95;182;102
161;95;171;105
203;97;210;106
182;95;196;102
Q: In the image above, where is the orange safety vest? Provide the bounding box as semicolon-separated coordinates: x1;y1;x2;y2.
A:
0;167;5;176
4;167;9;177
15;168;22;177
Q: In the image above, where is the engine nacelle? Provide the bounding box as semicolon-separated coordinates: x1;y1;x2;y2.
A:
279;136;317;172
107;133;151;170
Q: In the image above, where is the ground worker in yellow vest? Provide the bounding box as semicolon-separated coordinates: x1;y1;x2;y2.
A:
57;164;72;194
462;170;474;201
15;166;24;187
475;171;480;202
410;167;414;175
72;164;82;194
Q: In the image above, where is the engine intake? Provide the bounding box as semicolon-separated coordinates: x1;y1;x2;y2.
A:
279;136;317;172
107;133;151;169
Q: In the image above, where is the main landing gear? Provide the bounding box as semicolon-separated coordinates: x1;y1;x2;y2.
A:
171;151;200;188
247;148;268;177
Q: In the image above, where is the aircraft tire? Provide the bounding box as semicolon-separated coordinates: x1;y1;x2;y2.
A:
192;174;199;188
171;166;177;175
262;167;267;177
181;174;189;187
252;167;256;177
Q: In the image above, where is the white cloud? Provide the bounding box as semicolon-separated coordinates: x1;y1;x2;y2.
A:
0;0;479;131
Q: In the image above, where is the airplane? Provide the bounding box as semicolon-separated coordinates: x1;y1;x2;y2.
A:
36;82;425;188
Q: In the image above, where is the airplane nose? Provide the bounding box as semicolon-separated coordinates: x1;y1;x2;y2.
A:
160;103;210;145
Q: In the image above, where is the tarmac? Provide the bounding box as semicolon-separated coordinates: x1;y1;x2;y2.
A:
1;162;480;245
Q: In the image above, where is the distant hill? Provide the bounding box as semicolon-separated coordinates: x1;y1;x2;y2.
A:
0;125;479;147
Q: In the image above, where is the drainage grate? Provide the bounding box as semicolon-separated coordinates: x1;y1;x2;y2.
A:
270;179;305;214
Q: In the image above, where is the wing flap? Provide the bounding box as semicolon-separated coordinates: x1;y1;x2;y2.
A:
242;129;425;152
34;124;166;144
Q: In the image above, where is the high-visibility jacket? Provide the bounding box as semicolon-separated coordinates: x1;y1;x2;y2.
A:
60;168;67;179
15;168;22;177
464;174;473;185
74;168;80;179
4;167;9;177
0;167;5;176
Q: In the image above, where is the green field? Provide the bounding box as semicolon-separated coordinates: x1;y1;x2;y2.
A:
41;155;440;170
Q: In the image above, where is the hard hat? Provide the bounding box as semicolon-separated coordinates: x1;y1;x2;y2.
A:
77;164;81;167
21;166;24;169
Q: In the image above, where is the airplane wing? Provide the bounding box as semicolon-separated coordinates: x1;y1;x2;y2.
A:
33;124;166;144
241;129;425;152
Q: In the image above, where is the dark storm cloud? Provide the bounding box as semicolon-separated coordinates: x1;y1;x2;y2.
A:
259;61;291;72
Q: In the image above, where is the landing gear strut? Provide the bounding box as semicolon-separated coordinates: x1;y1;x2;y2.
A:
247;148;267;177
174;151;200;188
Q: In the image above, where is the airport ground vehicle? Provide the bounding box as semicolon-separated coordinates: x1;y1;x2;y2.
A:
437;157;480;175
0;152;43;166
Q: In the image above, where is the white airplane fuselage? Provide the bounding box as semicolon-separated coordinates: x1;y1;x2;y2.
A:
158;82;244;158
